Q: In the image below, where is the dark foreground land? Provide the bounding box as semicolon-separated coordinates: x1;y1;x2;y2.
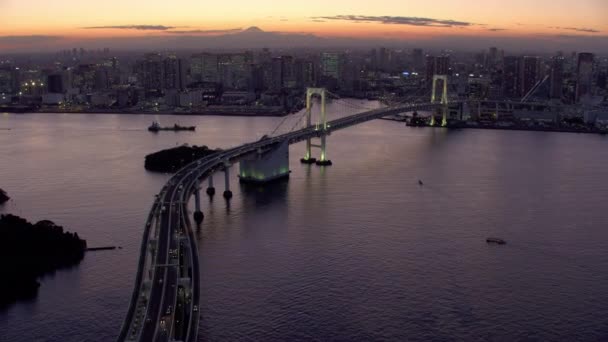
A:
0;189;9;204
145;144;220;173
0;214;87;309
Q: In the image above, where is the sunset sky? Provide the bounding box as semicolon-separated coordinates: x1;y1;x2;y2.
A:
1;0;607;51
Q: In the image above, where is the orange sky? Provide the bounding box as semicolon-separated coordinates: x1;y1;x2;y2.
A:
1;0;607;50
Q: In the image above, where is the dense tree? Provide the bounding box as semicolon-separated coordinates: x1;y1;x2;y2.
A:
145;144;219;173
0;214;87;309
0;189;9;204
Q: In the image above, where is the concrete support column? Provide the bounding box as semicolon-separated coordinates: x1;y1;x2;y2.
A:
206;174;215;196
193;180;204;224
194;186;201;213
223;167;233;199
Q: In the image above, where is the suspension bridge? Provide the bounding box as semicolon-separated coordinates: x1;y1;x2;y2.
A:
117;83;455;342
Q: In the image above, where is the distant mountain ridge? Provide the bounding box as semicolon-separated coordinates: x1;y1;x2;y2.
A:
3;26;608;53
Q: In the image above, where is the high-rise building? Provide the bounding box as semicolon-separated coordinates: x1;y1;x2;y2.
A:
283;56;297;89
73;64;97;91
163;56;186;90
425;55;450;84
519;56;540;98
270;57;283;91
488;47;498;69
136;53;164;92
295;59;315;88
435;56;450;75
598;71;607;90
550;56;564;99
576;52;594;102
218;52;253;90
377;47;391;71
321;52;342;80
94;67;111;90
0;66;19;94
412;49;424;71
502;56;520;98
190;53;219;83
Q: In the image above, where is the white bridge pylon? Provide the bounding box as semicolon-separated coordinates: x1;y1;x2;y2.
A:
430;75;449;127
301;87;332;166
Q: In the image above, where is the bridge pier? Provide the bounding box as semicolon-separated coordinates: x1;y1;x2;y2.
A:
239;141;290;183
300;138;316;164
193;180;204;224
206;174;216;196
223;165;233;199
315;134;332;166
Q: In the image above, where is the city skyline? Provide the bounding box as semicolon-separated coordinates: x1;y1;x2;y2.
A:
1;0;608;52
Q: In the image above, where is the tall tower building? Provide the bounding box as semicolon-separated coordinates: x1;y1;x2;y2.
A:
136;53;164;92
488;47;498;69
435;55;450;75
412;49;424;71
190;53;219;83
320;52;342;80
502;56;520;98
218;52;253;90
576;52;594;102
163;56;186;90
550;56;564;99
270;57;284;92
519;56;540;98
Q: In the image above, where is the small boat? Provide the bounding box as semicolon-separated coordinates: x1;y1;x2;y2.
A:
148;121;196;132
486;237;506;245
418;180;424;186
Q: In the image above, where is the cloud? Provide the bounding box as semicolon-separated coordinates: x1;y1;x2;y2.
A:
312;15;473;27
550;26;600;33
0;35;62;44
554;34;608;39
83;25;175;31
310;19;326;23
165;28;243;35
487;28;507;32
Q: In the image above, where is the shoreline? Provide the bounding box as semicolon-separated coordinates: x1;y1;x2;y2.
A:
442;123;608;136
2;110;293;117
1;106;302;117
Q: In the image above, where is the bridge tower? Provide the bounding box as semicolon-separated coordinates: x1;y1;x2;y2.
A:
430;75;449;127
300;87;332;166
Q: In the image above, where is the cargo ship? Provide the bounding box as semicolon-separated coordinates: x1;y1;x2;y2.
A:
148;121;196;132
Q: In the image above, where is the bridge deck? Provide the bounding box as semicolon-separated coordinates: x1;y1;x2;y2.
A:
117;102;444;342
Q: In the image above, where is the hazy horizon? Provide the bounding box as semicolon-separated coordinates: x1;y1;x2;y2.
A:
1;0;608;53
